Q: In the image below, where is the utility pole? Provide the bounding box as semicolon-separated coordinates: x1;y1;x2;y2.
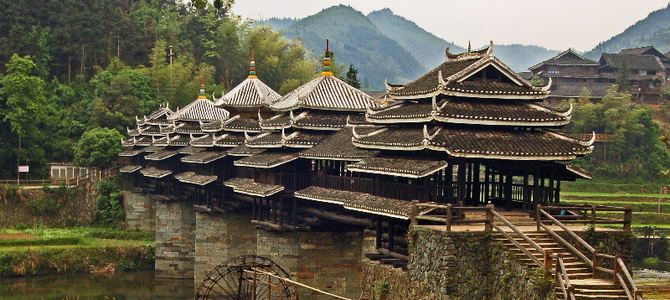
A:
16;134;20;186
169;45;174;65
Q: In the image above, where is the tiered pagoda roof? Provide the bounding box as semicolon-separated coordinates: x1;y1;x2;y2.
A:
214;51;281;109
529;49;599;71
352;42;593;162
240;40;380;157
387;42;551;100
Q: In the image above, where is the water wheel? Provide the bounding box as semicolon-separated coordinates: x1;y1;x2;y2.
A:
195;255;295;300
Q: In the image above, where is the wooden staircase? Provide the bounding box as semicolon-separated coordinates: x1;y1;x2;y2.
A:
492;213;631;300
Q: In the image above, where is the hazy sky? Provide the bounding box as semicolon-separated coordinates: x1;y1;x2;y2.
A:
231;0;670;52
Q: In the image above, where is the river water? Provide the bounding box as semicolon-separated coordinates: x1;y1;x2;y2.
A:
1;267;669;299
0;271;194;299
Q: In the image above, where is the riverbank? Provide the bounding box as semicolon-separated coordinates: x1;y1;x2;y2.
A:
0;227;155;278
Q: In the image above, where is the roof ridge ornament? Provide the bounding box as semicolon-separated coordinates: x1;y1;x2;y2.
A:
437;70;447;88
557;103;573;117
486;40;494;56
582;132;596;147
248;50;258;79
539;77;552;92
431;96;438;113
257;110;264;123
198;76;207;99
321;39;334;76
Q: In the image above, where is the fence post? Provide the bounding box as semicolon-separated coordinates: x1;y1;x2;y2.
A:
446;203;452;232
623;206;632;232
613;255;622;284
485;204;494;232
543;250;553;279
410;200;419;226
591;205;597;226
593;250;602;279
536;204;542;231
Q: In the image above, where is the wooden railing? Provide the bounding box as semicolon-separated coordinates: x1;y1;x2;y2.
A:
539;204;632;232
310;174;450;202
411;203;552;274
555;254;576;300
536;205;642;300
0;166;121;188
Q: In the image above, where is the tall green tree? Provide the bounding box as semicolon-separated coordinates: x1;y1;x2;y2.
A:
344;64;360;88
74;127;124;168
0;54;49;177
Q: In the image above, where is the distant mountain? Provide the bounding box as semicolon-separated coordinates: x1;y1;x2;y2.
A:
256;18;297;31
586;4;670;59
366;9;557;72
367;8;464;71
258;6;562;89
493;44;559;72
282;5;423;90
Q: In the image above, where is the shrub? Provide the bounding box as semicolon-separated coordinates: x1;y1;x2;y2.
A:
92;179;125;228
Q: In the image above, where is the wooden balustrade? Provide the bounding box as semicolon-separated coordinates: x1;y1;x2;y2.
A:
536;205;641;300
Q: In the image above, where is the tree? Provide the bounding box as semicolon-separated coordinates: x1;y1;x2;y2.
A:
344;64;361;88
73;127;124;167
529;75;545;86
0;54;47;136
616;59;631;92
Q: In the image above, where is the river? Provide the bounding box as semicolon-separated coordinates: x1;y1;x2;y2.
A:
0;271;194;299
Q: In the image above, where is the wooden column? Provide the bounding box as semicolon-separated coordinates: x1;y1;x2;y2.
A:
447;164;455;203
473;162;481;206
483;165;490;205
457;161;466;204
522;174;530;211
505;173;513;211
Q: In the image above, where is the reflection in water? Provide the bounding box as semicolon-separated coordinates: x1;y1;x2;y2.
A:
0;271;194;299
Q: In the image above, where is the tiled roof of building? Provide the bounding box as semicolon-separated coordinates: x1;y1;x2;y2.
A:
140;167;172;178
227;144;265;157
529;49;598;71
181;150;227;164
259;110;351;131
138;104;173;126
223;177;284;197
245;130;331;149
214;77;281;108
178;145;205;155
145;149;180;161
600;54;665;71
299;128;379;161
270;75;378;112
352;125;593;160
119;165;142;173
214;133;246;148
169;98;230;121
233;151;299;168
387;50;549;100
173;172;217;186
119;148;144;157
200;115;262;133
347;157;448;178
367;98;570;126
550;83;611;99
174;122;204;134
295;186;413;220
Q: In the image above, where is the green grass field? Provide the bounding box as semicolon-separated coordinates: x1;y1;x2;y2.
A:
0;227;154;252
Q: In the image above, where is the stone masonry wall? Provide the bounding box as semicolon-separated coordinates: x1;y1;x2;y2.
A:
155;199;196;279
124;189;156;232
194;211;257;286
360;227;554;300
257;230;363;300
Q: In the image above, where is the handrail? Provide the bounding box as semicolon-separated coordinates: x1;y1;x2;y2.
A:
538;208;596;253
540;204;632;232
537;205;642;300
412;203;551;273
555;255;576;300
0;166;121;188
616;257;643;300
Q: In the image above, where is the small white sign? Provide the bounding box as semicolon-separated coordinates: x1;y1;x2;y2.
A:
18;166;29;173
